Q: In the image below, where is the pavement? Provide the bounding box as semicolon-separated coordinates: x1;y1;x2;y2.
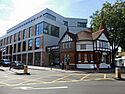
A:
0;65;125;75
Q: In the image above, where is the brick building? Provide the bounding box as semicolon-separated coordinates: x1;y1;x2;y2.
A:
59;28;111;69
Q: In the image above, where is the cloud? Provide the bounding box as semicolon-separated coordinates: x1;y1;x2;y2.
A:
0;0;14;20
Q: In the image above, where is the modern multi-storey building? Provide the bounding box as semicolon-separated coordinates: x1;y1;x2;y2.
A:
0;8;87;66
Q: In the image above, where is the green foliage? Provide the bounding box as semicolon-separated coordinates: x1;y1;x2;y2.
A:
90;0;125;51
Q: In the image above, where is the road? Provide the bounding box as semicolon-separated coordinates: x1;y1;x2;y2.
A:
0;66;125;94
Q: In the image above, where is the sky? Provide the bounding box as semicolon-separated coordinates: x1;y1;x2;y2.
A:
0;0;118;37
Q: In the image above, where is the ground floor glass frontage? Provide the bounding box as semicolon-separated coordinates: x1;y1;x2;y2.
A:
11;52;41;66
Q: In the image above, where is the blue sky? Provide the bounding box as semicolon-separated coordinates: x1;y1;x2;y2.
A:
0;0;118;36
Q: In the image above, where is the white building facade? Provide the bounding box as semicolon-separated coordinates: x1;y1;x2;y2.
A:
0;8;87;66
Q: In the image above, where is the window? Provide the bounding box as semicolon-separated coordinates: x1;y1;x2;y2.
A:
63;21;68;26
18;42;21;52
35;37;40;49
29;27;32;37
84;54;88;62
90;54;94;63
23;29;26;39
14;34;16;42
43;22;59;37
80;44;86;50
77;22;86;27
9;35;12;43
63;42;71;49
28;39;32;50
22;54;26;65
6;46;8;54
28;53;33;65
34;52;41;66
18;32;21;41
43;13;56;21
22;41;26;51
78;53;81;63
35;22;43;35
13;44;16;53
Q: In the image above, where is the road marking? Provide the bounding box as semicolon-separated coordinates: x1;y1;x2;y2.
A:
80;74;90;81
52;75;70;82
14;86;68;90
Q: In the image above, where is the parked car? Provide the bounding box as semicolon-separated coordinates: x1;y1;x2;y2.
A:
12;61;24;69
0;59;11;67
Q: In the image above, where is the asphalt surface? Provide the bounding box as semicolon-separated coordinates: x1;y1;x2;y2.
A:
0;66;125;94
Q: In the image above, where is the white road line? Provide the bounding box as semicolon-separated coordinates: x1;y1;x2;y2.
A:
14;86;68;90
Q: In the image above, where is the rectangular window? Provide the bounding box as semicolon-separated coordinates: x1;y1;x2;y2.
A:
22;41;26;51
14;34;16;42
6;46;8;54
28;53;33;65
18;32;21;41
23;29;26;39
90;54;94;63
78;53;81;63
34;52;41;66
35;37;40;49
18;42;21;52
28;39;32;50
84;54;88;63
29;27;32;37
13;44;16;53
10;35;12;43
63;21;68;26
43;22;59;37
35;22;43;35
77;22;86;27
80;44;86;50
22;54;26;65
43;13;56;21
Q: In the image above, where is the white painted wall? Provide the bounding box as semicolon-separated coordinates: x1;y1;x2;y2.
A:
98;33;108;41
61;34;73;42
76;41;93;51
76;63;110;69
77;64;95;69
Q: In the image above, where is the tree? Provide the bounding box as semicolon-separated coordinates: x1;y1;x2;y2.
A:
90;0;125;67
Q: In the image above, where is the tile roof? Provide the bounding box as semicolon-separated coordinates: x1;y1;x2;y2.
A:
76;29;93;41
92;29;104;40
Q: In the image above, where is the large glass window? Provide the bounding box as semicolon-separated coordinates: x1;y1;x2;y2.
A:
22;41;26;51
6;46;8;54
35;37;40;49
22;54;26;65
28;53;33;65
35;22;43;36
34;52;41;66
14;34;16;42
18;32;21;41
80;44;86;50
77;22;86;27
18;42;21;52
23;29;26;39
28;39;32;50
17;54;21;61
43;13;56;21
29;27;32;37
13;44;16;53
10;35;12;43
43;22;59;37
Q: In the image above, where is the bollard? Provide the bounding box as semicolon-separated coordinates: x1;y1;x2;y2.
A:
24;65;28;74
115;67;121;78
